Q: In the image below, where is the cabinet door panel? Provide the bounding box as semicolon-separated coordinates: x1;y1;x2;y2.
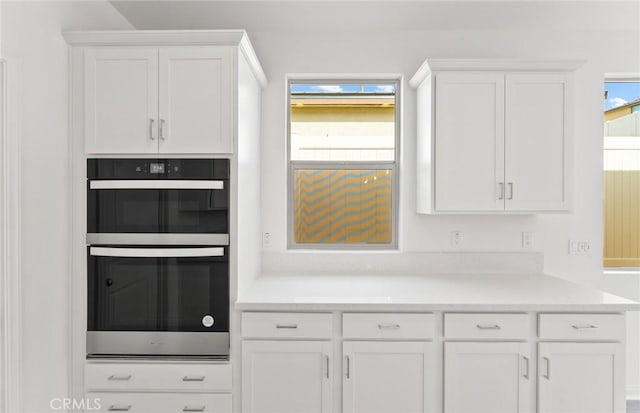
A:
445;342;531;413
242;341;332;413
538;342;624;413
434;73;505;211
159;46;233;154
343;341;435;413
84;47;158;154
505;73;570;211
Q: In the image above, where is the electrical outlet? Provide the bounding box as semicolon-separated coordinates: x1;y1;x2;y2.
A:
522;231;533;249
263;232;272;247
451;231;463;248
569;240;591;255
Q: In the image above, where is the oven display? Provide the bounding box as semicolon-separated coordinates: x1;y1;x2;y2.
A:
150;163;165;174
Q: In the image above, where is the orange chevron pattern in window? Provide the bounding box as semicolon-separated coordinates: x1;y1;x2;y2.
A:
293;169;392;244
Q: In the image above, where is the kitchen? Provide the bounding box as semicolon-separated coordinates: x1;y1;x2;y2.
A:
1;1;639;413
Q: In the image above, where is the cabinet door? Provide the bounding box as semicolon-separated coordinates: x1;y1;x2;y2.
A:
343;341;435;413
434;73;505;211
159;46;234;154
538;342;624;413
242;341;332;413
84;47;158;154
444;342;531;413
505;73;571;211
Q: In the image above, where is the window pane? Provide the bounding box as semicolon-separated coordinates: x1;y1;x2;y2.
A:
603;81;640;268
290;83;395;162
293;169;392;244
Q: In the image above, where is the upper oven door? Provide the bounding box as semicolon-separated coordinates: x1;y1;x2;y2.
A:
87;159;229;244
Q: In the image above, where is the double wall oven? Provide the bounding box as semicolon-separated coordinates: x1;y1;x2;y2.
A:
86;159;230;358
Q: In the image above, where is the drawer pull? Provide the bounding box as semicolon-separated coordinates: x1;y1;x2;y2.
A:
183;406;206;412
345;355;351;379
108;405;131;412
378;323;400;330
572;324;598;330
276;324;298;329
107;374;132;381
183;375;206;382
476;324;501;330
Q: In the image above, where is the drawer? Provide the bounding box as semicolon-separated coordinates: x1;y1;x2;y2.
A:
85;363;231;392
87;392;231;413
241;312;333;339
342;313;434;339
444;313;529;340
538;313;624;340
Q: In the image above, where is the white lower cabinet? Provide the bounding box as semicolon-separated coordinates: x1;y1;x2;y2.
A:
444;342;531;413
538;342;625;413
343;341;435;413
85;362;232;413
241;340;333;413
89;392;232;413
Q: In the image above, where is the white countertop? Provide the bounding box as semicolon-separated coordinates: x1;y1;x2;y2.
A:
236;273;640;311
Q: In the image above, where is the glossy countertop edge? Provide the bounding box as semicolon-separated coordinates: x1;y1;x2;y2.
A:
234;302;640;311
235;272;640;311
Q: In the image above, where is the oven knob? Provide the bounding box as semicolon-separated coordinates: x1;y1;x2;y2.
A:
202;315;214;328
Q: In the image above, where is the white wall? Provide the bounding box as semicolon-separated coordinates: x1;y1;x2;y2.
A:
252;27;640;393
1;2;132;411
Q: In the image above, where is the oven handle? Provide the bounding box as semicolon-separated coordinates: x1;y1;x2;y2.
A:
89;180;224;190
89;247;225;258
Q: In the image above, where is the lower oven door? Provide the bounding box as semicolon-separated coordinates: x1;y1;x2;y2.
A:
87;246;229;357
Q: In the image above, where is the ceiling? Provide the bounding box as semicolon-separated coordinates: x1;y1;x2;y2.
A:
110;0;640;32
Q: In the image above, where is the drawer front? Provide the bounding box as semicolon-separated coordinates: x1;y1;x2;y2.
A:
87;392;231;413
85;363;231;392
342;313;435;339
241;312;333;339
538;313;624;340
444;313;529;340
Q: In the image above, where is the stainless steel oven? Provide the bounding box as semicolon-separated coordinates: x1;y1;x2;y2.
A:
86;159;230;358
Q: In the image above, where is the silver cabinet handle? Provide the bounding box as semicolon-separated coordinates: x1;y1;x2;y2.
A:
183;406;206;412
522;356;529;379
149;118;156;140
476;324;501;330
275;324;298;329
543;356;551;380
183;375;206;382
325;355;330;379
345;355;351;379
507;182;514;200
572;324;598;330
378;323;400;330
107;374;132;381
498;182;504;200
159;119;166;140
108;405;131;412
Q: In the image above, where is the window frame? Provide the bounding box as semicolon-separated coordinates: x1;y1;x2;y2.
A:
286;77;401;250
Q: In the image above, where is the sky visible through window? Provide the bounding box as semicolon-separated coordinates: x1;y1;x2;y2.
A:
291;83;396;94
604;82;640;111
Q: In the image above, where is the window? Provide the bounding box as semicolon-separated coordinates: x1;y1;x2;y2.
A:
288;80;399;248
603;80;640;269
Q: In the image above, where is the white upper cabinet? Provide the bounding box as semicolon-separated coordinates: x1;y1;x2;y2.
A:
411;60;582;213
158;47;233;154
84;47;159;154
505;73;571;211
85;45;233;154
69;30;269;155
434;73;505;212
